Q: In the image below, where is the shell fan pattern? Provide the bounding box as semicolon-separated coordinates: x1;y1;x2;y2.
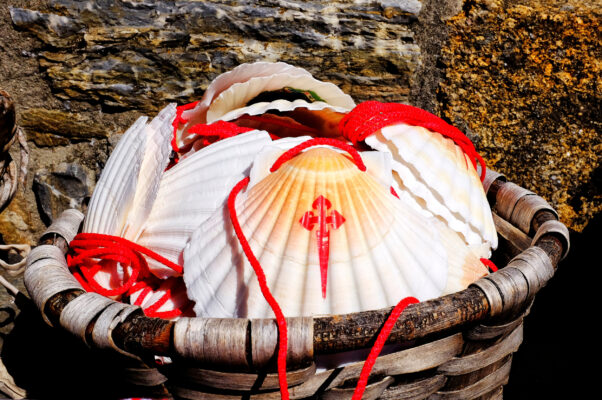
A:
69;61;497;325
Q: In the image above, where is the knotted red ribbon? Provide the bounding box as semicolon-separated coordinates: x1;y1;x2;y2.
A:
68;233;183;301
339;101;486;181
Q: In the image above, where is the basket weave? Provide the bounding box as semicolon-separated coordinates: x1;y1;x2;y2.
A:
24;168;569;400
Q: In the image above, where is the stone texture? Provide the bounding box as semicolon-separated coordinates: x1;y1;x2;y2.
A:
7;0;598;232
9;0;424;112
32;162;93;226
438;0;601;232
20;108;110;147
0;190;36;245
1;0;430;244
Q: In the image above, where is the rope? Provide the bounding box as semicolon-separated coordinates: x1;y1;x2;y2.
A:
228;176;290;400
68;233;182;298
270;137;366;173
187;120;254;147
171;100;199;153
352;297;419;400
480;258;499;272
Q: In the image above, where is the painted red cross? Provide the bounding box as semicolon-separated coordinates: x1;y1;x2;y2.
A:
299;195;345;298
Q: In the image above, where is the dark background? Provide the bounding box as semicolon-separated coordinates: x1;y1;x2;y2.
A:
505;216;598;398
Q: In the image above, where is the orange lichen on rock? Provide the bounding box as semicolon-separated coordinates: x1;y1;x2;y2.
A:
439;0;601;232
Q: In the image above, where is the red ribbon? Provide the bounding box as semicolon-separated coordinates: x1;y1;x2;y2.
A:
270;137;366;173
187;120;254;148
227;176;290;399
171;101;199;153
480;258;499;272
352;297;419;400
68;233;183;301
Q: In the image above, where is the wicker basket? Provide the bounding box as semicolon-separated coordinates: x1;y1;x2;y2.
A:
24;168;569;400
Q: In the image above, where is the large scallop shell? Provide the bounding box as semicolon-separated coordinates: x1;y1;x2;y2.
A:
186;61;310;124
246;135;394;190
364;124;498;257
205;73;355;124
81;104;176;291
174;62;355;151
183;147;488;318
136;130;273;279
84;104;176;239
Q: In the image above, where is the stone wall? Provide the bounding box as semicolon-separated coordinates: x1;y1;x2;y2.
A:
0;0;599;398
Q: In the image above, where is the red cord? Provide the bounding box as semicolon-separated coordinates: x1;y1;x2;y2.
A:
352;297;419;400
339;101;486;181
187;120;254;147
480;258;498;272
270;137;366;173
131;281;153;306
129;279;186;319
68;233;183;297
171;101;199;153
228;177;290;400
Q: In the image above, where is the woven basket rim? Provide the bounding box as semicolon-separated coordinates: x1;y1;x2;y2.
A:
25;169;569;367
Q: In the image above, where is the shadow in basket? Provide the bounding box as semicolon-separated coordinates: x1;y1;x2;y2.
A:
1;296;168;399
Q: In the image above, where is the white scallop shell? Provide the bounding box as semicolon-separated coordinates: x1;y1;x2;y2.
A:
364;124;498;257
189;61;311;121
174;62;355;152
136;130;273;279
216;99;351;126
183;147;488;318
124;104;178;241
84;104;176;238
206;73;355;123
81;104;176;291
83;115;148;236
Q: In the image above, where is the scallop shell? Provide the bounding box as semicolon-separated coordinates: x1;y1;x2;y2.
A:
364;124;498;257
84;104;176;238
206;73;355;123
188;62;310;123
81;104;176;292
136;130;273;279
246;135;394;191
174;62;355;151
183;147;488;318
83;116;148;236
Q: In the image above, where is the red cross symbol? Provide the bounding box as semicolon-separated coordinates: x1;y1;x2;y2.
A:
299;195;345;298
